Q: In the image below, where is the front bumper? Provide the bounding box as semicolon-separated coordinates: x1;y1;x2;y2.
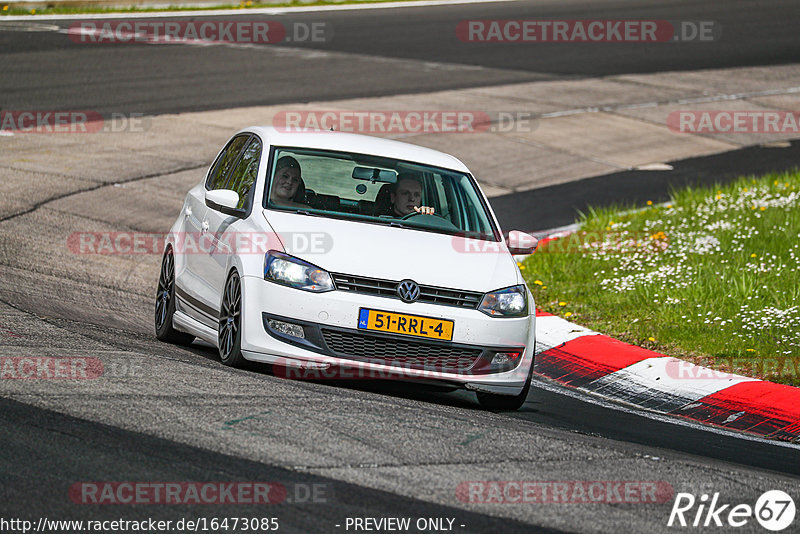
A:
239;275;536;395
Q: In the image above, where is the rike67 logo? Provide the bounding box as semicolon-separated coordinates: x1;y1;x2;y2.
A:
668;490;795;531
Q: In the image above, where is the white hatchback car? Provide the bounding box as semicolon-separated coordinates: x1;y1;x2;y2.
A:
155;126;538;410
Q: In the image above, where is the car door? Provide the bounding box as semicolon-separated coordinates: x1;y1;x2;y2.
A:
174;179;208;323
183;134;251;327
198;135;263;318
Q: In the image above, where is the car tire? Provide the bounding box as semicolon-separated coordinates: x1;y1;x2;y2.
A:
155;248;195;346
218;270;246;367
476;364;533;411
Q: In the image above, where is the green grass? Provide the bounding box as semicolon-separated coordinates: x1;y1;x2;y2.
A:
0;0;409;16
521;170;800;385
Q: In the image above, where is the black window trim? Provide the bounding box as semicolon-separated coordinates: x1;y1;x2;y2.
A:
204;132;264;220
260;145;502;242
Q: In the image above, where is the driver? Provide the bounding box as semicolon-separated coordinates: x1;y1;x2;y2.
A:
389;173;435;217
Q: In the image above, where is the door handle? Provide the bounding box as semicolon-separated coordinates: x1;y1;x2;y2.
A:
201;220;209;233
184;206;192;218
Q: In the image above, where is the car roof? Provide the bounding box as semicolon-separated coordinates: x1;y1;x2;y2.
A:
241;126;471;173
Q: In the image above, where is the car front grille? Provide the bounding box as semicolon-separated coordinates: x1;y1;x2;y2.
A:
321;329;483;372
331;273;483;309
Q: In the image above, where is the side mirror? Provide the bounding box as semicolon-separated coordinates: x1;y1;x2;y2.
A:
205;189;244;217
506;230;538;255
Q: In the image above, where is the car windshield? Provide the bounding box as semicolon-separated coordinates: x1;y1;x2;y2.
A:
263;146;499;240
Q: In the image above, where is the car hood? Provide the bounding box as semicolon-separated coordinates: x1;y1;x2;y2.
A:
262;210;521;293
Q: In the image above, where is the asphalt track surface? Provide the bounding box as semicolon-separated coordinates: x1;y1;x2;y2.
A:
0;0;798;114
494;139;800;232
2;0;800;532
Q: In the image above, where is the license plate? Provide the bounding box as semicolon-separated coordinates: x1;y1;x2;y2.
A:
358;308;454;341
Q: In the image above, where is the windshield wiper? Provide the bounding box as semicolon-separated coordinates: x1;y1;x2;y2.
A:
281;209;416;230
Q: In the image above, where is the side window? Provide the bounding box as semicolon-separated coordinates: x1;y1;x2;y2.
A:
206;135;249;190
226;138;262;209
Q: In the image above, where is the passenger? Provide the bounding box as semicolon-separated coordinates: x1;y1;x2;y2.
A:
269;156;307;208
388;173;435;217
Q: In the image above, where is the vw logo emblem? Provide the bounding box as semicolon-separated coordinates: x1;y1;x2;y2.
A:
397;279;420;302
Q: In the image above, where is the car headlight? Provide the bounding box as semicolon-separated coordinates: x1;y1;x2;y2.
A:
264;251;334;292
478;285;528;317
